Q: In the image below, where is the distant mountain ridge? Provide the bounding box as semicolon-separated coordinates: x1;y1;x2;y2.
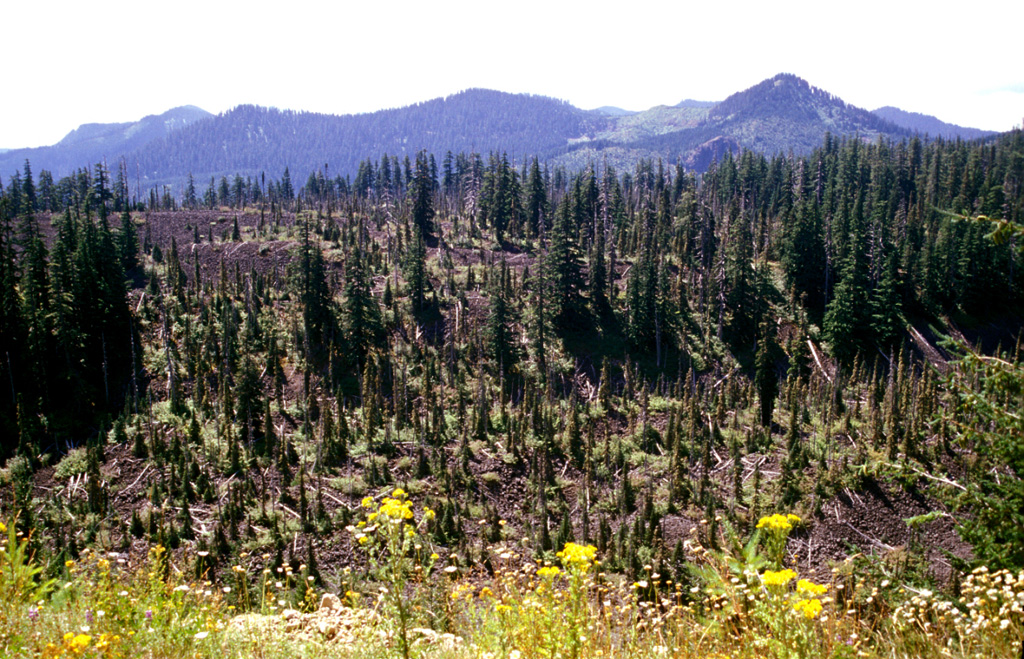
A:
871;106;997;140
0;106;211;178
0;75;999;188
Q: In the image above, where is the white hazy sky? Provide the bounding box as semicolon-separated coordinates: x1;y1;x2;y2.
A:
3;0;1022;149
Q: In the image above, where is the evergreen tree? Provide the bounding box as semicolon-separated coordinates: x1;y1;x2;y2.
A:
487;259;518;378
755;322;779;428
823;248;870;364
118;210;139;273
410;151;436;239
547;195;586;333
525;157;548;237
403;229;428;316
291;218;335;362
342;248;384;365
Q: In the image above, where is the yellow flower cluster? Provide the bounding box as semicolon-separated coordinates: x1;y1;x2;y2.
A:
793;597;823;619
762;569;797;587
42;633;92;658
557;543;597;571
537;566;562;579
378;496;414;521
93;633;121;657
756;514;801;532
797;579;828;596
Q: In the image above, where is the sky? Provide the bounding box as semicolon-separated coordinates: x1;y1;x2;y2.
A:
3;0;1022;149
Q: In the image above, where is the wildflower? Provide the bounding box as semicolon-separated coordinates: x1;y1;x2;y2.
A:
68;633;91;654
28;607;38;621
65;560;75;569
793;598;823;619
361;496;375;509
378;497;414;520
430;553;440;561
762;569;797;587
0;521;5;532
797;579;828;596
537;566;562;579
392;488;407;499
557;542;598;571
85;610;94;624
145;609;153;621
757;514;800;532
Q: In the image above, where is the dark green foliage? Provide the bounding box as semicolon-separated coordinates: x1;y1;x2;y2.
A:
410;150;436;239
947;345;1024;568
546;195;587;333
755;324;779;428
823;248;871;364
404;229;429;316
486;260;518;378
291;219;336;363
341;247;384;366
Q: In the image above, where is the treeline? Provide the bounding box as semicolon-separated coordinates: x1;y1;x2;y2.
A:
0;161;137;460
1;128;1021;455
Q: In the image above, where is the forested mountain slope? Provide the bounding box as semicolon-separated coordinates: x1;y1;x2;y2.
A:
1;76;998;193
0;106;211;178
1;124;1022;603
872;105;998;140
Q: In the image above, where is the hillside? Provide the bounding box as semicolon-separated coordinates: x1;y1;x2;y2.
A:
1;75;1003;193
872;105;998;140
1;121;1023;658
0;105;211;178
126;91;606;189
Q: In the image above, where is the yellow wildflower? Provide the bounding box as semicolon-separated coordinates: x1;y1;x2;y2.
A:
0;521;6;533
391;488;407;499
378;497;414;520
757;514;799;532
797;579;828;596
762;569;797;587
361;496;375;509
537;566;562;579
557;542;598;571
793;597;823;619
69;633;91;654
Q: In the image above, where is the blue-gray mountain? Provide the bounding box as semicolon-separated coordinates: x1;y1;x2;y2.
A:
0;74;998;189
0;106;210;180
871;106;997;141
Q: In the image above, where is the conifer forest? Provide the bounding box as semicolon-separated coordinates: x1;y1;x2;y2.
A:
1;125;1023;657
